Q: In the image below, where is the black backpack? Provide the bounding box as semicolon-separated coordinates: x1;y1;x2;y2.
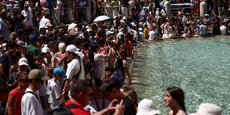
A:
72;54;82;81
51;104;80;115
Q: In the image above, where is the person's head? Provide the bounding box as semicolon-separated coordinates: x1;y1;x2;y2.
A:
41;46;51;58
53;67;66;80
18;57;30;72
17;40;27;53
164;86;186;112
65;44;80;60
136;98;160;115
28;69;49;91
190;103;222;115
70;80;93;107
104;66;114;79
7;40;18;56
48;41;57;52
17;71;29;89
58;42;66;53
100;78;123;101
123;88;138;105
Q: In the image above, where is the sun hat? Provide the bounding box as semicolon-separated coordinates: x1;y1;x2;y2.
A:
18;58;29;67
190;103;222;115
138;28;143;31
53;67;66;78
17;40;27;48
68;23;78;32
41;46;50;53
65;44;80;54
28;69;49;80
205;14;209;17
136;98;160;115
106;31;114;36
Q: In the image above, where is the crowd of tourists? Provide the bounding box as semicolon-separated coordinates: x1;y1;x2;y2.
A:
0;0;229;115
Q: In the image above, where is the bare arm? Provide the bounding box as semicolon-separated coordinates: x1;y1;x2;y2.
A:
7;94;18;115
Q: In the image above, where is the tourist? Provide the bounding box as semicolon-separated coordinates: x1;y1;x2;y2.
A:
0;41;18;108
7;72;28;115
62;44;85;97
21;69;49;115
136;98;160;115
220;22;227;35
47;67;66;110
198;21;207;36
190;103;222;115
85;78;110;114
100;78;137;115
64;79;93;115
164;86;187;115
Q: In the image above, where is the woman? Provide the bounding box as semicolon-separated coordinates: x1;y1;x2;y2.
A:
7;72;29;115
164;86;187;115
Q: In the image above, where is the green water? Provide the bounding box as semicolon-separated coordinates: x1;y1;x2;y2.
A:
133;38;230;115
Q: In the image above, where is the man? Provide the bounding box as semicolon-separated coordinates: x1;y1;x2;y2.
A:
0;41;18;108
62;45;85;96
100;79;136;115
199;21;207;36
47;67;66;110
62;80;124;115
21;4;33;27
0;10;10;40
64;80;93;115
21;69;49;115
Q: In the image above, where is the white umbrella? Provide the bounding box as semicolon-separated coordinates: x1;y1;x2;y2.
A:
93;15;110;22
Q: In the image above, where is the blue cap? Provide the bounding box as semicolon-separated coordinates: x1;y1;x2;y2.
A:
53;67;66;78
29;34;39;41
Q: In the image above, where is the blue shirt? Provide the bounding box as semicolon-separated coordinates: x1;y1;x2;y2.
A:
0;18;9;40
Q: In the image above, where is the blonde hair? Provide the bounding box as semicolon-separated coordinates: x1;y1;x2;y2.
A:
58;42;66;52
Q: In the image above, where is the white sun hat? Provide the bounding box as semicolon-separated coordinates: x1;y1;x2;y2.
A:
65;44;80;54
41;46;50;53
190;103;222;115
136;98;160;115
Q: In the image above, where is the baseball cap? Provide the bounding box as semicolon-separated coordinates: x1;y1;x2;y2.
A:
65;44;80;54
17;40;27;48
28;69;49;80
18;58;29;67
136;98;160;115
29;34;39;41
53;67;66;78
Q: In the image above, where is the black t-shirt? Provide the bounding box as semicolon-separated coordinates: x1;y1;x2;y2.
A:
0;54;10;87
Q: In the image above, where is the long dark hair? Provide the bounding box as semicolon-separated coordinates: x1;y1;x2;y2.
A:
167;86;186;112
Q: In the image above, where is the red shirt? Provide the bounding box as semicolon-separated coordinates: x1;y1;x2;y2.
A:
8;88;23;115
126;40;133;55
65;99;90;115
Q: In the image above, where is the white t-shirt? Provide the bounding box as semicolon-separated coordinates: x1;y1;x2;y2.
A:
92;53;106;79
21;88;45;115
47;79;63;110
199;24;207;35
21;9;33;26
149;30;156;40
39;16;50;30
220;25;227;35
66;58;85;80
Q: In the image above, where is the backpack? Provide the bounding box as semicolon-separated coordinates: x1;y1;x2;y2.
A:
51;104;80;115
72;54;82;81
